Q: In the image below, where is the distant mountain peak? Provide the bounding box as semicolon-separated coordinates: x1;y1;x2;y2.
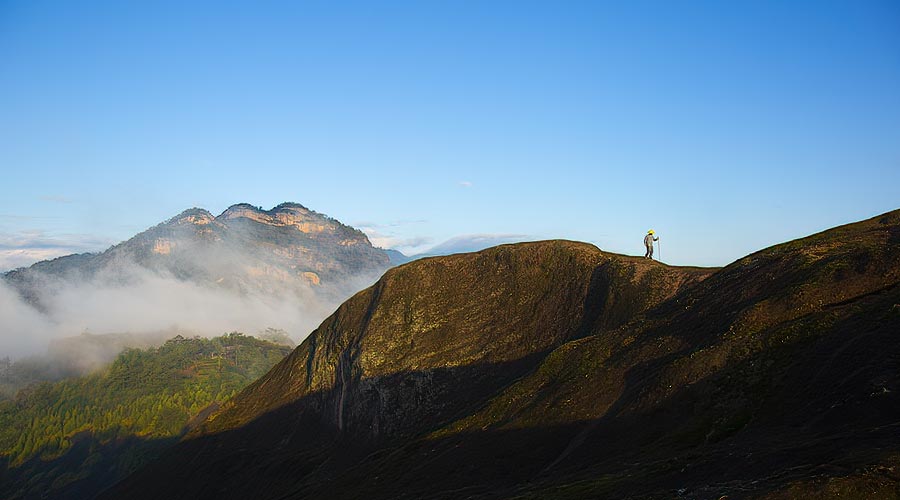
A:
166;208;215;226
218;203;263;218
218;202;313;220
5;201;393;308
213;202;355;238
272;202;310;212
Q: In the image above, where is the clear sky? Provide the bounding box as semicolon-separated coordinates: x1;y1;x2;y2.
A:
1;0;898;269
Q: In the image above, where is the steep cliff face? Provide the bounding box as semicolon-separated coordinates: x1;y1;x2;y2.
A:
104;210;900;500
198;241;710;439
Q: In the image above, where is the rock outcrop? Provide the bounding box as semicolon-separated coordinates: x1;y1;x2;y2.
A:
3;202;393;307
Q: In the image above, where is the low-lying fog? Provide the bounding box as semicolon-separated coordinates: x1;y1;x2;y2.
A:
0;258;379;366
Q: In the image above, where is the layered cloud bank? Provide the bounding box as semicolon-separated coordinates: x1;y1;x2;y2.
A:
0;260;368;360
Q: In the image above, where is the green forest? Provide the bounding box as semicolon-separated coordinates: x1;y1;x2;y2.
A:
0;333;291;498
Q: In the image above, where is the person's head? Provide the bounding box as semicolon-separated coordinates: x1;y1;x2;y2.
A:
648;229;655;235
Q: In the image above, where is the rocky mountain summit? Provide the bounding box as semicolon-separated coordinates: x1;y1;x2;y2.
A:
103;209;900;499
4;202;393;307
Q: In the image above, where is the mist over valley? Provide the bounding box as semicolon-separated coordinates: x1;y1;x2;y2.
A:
0;202;392;367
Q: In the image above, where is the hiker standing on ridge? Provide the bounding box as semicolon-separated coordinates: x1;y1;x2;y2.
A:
644;230;659;259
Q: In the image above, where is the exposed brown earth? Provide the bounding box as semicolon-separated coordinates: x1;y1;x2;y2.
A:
102;209;900;500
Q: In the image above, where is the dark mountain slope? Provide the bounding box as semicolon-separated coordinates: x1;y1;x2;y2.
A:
102;241;712;499
105;209;900;499
200;241;709;436
401;211;900;499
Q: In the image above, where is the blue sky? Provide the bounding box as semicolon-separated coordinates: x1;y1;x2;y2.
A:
1;0;898;269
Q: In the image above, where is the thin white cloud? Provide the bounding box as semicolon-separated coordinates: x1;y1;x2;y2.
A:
422;234;532;256
0;230;113;251
355;220;433;253
353;219;427;229
0;249;76;271
0;230;116;272
358;226;432;251
458;181;474;188
0;214;62;221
